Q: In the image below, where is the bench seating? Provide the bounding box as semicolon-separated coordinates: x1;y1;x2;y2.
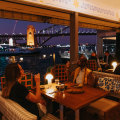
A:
87;71;120;120
93;71;120;99
93;71;120;81
0;91;59;120
87;98;120;120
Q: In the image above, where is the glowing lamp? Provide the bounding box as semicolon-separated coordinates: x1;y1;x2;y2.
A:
112;61;117;72
20;57;23;62
45;73;53;85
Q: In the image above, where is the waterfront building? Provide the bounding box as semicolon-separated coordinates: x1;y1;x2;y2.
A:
27;25;35;46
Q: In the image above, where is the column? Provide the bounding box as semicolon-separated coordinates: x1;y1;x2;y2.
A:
96;35;103;58
70;12;79;64
116;31;120;61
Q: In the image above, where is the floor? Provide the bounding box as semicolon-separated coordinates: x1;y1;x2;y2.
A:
53;107;100;120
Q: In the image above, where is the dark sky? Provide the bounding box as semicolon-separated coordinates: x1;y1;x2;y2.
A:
0;18;97;45
0;18;52;34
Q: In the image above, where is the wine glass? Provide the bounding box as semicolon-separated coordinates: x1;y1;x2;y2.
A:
60;84;65;93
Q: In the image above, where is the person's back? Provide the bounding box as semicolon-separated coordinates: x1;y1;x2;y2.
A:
9;81;40;117
89;52;97;61
89;52;101;68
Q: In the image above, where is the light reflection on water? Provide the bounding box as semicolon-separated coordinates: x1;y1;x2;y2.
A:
0;56;9;76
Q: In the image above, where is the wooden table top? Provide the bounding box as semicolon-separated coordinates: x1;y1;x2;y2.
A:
41;83;109;110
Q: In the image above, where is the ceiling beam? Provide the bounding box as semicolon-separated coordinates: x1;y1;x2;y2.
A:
0;1;70;20
0;0;120;30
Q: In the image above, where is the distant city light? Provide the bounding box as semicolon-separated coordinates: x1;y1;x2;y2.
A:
57;44;61;47
43;54;46;58
50;54;52;56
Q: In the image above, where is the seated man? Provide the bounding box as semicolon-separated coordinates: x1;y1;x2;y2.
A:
73;56;96;87
104;51;114;69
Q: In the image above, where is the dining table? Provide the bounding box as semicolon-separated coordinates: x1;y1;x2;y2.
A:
40;83;109;120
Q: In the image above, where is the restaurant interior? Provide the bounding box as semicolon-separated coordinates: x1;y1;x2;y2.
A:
0;0;120;120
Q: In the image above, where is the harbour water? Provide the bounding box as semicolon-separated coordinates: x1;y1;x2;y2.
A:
0;45;96;88
0;47;68;84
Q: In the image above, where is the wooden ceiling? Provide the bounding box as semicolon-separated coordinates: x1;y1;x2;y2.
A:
0;0;120;31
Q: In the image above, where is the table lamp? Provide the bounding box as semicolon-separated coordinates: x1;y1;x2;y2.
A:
112;61;117;72
45;73;53;88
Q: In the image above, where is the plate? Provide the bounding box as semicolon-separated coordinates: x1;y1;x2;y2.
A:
40;85;45;89
71;84;83;88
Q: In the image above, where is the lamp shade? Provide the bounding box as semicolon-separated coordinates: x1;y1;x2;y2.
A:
45;73;53;84
112;61;117;72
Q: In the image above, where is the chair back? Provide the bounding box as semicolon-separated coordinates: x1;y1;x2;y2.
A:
0;73;33;91
19;73;33;91
87;60;98;71
0;77;5;90
52;64;68;82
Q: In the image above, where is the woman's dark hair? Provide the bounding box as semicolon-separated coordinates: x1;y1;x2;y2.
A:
2;63;21;98
5;63;21;83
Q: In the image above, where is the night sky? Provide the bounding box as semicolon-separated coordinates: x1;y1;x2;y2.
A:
0;18;52;34
0;18;97;45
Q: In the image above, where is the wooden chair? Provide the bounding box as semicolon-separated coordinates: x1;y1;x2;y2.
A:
87;60;101;71
0;73;33;91
0;77;5;90
52;64;68;83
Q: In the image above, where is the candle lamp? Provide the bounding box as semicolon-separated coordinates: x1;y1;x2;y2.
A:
45;73;54;88
112;61;117;72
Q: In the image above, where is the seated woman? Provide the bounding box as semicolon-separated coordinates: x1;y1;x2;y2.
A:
73;56;96;87
2;63;46;120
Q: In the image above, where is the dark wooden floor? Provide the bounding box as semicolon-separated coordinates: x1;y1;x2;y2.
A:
53;107;99;120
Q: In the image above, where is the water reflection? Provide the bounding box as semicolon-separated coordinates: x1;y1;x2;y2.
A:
0;56;9;76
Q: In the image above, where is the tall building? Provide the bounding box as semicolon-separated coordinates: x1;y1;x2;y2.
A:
27;25;35;46
9;38;13;46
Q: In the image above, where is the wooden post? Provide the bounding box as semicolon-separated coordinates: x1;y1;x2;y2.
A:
97;32;103;58
116;29;120;61
75;109;80;120
70;12;79;64
60;104;63;120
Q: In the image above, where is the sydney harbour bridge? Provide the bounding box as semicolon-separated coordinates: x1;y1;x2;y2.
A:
0;24;97;46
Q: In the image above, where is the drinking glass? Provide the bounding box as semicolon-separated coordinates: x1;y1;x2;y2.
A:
59;84;65;93
55;79;59;84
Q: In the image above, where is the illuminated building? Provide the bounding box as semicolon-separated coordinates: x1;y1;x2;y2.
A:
9;38;13;46
27;25;35;46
